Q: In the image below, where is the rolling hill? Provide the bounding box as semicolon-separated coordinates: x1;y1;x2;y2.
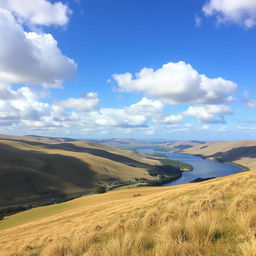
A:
2;136;256;255
0;169;256;255
0;135;182;207
97;138;207;151
95;138;166;150
181;140;256;170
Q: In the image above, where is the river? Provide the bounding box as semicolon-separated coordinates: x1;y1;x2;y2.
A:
138;149;243;186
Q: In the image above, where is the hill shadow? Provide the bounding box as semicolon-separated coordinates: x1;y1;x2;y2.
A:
208;146;256;162
12;141;182;175
0;143;96;206
0;139;151;168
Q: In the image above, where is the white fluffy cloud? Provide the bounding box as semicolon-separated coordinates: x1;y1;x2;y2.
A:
0;83;27;100
94;108;147;128
0;0;71;27
0;85;50;125
0;1;239;137
93;98;162;128
0;9;76;88
0;1;77;128
0;82;164;132
183;104;233;123
0;85;93;128
162;114;183;124
112;61;236;105
127;97;163;117
159;104;233;125
59;93;100;112
0;85;235;136
203;0;256;28
0;1;82;133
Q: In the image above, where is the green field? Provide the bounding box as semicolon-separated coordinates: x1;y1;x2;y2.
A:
112;182;146;190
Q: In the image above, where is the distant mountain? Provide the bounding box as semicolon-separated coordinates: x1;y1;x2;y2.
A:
95;138;165;149
163;141;206;151
97;138;139;144
96;138;208;151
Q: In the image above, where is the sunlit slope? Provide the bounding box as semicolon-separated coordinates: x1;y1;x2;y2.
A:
0;136;160;206
1;170;256;255
183;140;256;170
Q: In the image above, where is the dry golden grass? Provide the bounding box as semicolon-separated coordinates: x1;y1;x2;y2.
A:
184;140;256;170
0;138;159;182
1;170;256;256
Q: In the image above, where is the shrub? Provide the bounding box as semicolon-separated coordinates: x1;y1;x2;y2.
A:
0;211;4;220
96;186;106;194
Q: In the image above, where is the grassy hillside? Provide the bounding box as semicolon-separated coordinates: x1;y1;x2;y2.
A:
182;140;256;170
0;136;183;207
95;138;163;150
0;142;96;206
96;138;205;151
0;170;256;255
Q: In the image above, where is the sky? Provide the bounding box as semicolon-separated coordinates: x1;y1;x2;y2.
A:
0;0;256;140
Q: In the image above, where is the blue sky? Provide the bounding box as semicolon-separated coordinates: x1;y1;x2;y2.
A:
0;0;256;140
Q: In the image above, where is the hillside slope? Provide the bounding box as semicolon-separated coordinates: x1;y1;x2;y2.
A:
0;136;164;206
1;170;256;255
182;140;256;170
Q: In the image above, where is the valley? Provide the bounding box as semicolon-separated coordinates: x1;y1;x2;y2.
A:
0;135;187;209
1;136;256;256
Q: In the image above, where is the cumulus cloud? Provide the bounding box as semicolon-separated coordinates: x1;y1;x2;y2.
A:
183;104;233;123
92;98;163;128
0;0;71;27
0;85;235;136
0;84;93;129
203;0;256;28
0;1;81;133
0;84;152;131
162;114;183;124
59;93;99;112
0;83;27;100
0;86;50;124
0;84;164;133
127;98;163;117
94;108;147;128
0;9;76;87
112;61;236;105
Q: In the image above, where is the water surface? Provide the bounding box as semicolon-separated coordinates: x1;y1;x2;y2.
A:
138;149;243;186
